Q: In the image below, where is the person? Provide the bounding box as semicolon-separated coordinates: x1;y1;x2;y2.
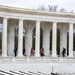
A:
30;47;35;56
40;48;45;57
51;73;56;75
0;49;1;55
51;72;59;75
14;47;17;57
23;48;26;56
62;47;66;57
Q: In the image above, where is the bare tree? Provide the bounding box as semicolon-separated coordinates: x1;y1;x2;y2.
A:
37;5;67;13
53;5;58;12
48;5;53;11
38;5;47;11
48;5;58;12
71;10;73;13
59;8;66;12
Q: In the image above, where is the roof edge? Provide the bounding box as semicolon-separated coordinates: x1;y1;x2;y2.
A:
0;5;75;17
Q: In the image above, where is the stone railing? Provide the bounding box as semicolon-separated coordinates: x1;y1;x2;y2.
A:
0;57;75;63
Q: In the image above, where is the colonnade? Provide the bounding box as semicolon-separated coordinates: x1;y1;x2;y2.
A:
1;17;74;57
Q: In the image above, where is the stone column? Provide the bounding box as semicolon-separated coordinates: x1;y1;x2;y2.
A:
62;26;67;50
2;18;8;57
60;25;67;56
17;19;23;57
7;25;15;56
35;20;40;57
69;23;73;57
52;22;57;57
25;25;33;56
43;25;50;56
60;27;63;55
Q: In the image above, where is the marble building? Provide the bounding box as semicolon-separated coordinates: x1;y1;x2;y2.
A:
0;5;75;73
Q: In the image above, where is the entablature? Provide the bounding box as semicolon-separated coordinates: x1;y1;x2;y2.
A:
0;5;75;23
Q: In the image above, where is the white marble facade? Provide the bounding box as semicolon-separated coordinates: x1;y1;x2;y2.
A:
0;5;75;58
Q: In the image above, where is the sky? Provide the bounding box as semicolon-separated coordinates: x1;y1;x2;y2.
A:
0;0;75;12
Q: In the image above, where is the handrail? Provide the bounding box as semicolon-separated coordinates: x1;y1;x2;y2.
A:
37;71;50;75
28;71;40;75
10;70;23;75
19;71;32;75
0;73;4;75
0;70;14;75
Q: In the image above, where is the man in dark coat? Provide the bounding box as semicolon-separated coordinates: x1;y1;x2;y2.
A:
62;47;66;57
23;48;26;56
14;47;17;57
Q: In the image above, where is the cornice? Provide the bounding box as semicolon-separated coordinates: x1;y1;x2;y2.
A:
0;5;75;18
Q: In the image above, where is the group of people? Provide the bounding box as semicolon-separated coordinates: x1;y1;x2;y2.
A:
30;47;66;57
14;47;26;57
14;47;66;57
30;47;45;57
14;47;45;57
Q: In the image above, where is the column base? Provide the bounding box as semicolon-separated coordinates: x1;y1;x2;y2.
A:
35;54;40;57
68;55;73;57
2;54;7;57
51;55;57;57
17;55;23;57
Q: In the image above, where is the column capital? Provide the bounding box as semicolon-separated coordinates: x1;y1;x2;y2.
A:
36;20;41;22
19;19;24;21
69;22;74;25
52;21;58;24
3;17;8;19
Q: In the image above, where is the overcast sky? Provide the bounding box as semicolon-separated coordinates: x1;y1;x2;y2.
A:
0;0;75;12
